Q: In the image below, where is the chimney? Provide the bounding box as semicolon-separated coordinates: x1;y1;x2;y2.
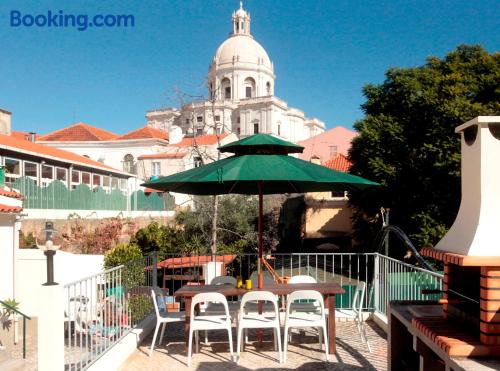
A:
310;155;321;165
28;132;36;143
435;116;500;256
0;108;12;136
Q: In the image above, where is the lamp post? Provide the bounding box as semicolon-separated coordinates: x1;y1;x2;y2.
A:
36;221;60;286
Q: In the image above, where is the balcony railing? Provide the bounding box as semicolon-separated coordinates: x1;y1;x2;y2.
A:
10;177;174;211
62;251;442;370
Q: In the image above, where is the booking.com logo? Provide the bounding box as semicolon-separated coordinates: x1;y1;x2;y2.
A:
10;10;135;31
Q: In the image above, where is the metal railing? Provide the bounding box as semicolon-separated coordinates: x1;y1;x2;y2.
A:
62;251;441;369
374;254;443;317
63;253;157;370
0;300;31;359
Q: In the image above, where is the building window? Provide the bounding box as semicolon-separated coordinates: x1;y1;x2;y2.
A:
216;127;221;135
214;115;220;122
266;81;271;95
56;168;67;182
224;87;231;99
237;116;241;124
24;161;38;178
237;128;241;135
253;123;259;134
111;177;119;189
103;176;110;189
42;165;53;180
197;116;203;123
278;124;281;136
120;179;127;191
152;162;161;176
93;174;102;188
81;172;91;185
244;77;256;98
4;158;21;176
71;170;80;189
123;154;135;174
185;118;190;124
194;156;202;168
329;145;338;157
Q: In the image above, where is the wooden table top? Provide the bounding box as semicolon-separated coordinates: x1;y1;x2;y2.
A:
174;282;345;298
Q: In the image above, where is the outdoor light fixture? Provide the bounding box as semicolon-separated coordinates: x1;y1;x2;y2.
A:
36;221;60;286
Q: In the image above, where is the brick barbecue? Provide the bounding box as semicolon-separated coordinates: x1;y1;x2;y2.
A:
418;117;500;356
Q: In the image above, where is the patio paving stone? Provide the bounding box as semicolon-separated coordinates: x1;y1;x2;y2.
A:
119;320;387;370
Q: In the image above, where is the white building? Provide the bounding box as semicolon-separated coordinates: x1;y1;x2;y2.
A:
146;2;326;143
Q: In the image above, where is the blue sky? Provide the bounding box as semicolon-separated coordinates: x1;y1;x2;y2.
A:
0;0;498;135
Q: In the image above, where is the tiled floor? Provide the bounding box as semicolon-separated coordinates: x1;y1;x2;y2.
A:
120;320;387;370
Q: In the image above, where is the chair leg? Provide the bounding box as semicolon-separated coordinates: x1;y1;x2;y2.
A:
276;326;283;364
322;325;329;361
195;330;199;353
283;325;289;363
236;326;243;363
318;326;323;347
149;322;160;357
187;329;193;367
273;328;277;351
227;327;234;361
361;322;372;353
159;323;166;345
204;330;208;344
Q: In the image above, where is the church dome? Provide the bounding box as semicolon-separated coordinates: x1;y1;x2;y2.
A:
213;35;273;71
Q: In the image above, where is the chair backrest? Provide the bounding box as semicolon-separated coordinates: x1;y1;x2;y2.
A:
351;282;366;320
191;292;230;318
151;288;166;318
289;275;317;284
240;290;279;315
287;290;325;316
210;275;237;286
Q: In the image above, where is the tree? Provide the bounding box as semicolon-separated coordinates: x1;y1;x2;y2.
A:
349;45;500;252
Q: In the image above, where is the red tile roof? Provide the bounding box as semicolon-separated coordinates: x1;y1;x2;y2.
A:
0;188;24;199
0;204;22;213
38;122;119;141
157;255;236;269
323;153;352;173
138;152;187;160
143;187;162;193
11;131;35;141
174;133;228;147
0;134;127;175
115;126;169;141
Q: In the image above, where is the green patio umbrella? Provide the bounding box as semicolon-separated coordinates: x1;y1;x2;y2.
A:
143;134;378;287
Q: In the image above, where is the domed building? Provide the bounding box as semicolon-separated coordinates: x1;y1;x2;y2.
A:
146;2;325;144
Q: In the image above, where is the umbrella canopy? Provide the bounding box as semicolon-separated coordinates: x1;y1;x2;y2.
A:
143;133;378;287
144;153;377;194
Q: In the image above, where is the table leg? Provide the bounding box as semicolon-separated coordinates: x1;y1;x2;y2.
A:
184;297;191;352
328;294;336;355
258;301;263;346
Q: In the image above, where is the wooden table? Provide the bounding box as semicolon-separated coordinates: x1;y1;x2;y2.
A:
174;282;345;354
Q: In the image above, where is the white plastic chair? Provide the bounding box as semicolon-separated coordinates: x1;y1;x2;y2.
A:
287;275;320;341
149;288;185;357
188;292;234;367
350;282;372;353
236;291;282;364
283;290;329;362
202;276;240;343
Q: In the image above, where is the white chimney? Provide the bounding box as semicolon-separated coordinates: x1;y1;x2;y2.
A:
435;116;500;256
0;109;12;136
169;125;183;144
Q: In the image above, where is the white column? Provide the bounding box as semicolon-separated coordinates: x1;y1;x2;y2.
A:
38;284;64;371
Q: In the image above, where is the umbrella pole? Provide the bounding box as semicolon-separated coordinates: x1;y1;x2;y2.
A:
258;181;263;289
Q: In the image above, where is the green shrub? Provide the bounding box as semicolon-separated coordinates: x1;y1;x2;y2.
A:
104;243;142;269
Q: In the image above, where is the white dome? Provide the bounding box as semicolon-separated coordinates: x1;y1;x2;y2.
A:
213;35;273;72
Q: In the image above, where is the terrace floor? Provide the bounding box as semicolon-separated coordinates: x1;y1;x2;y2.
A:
120;320;387;371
